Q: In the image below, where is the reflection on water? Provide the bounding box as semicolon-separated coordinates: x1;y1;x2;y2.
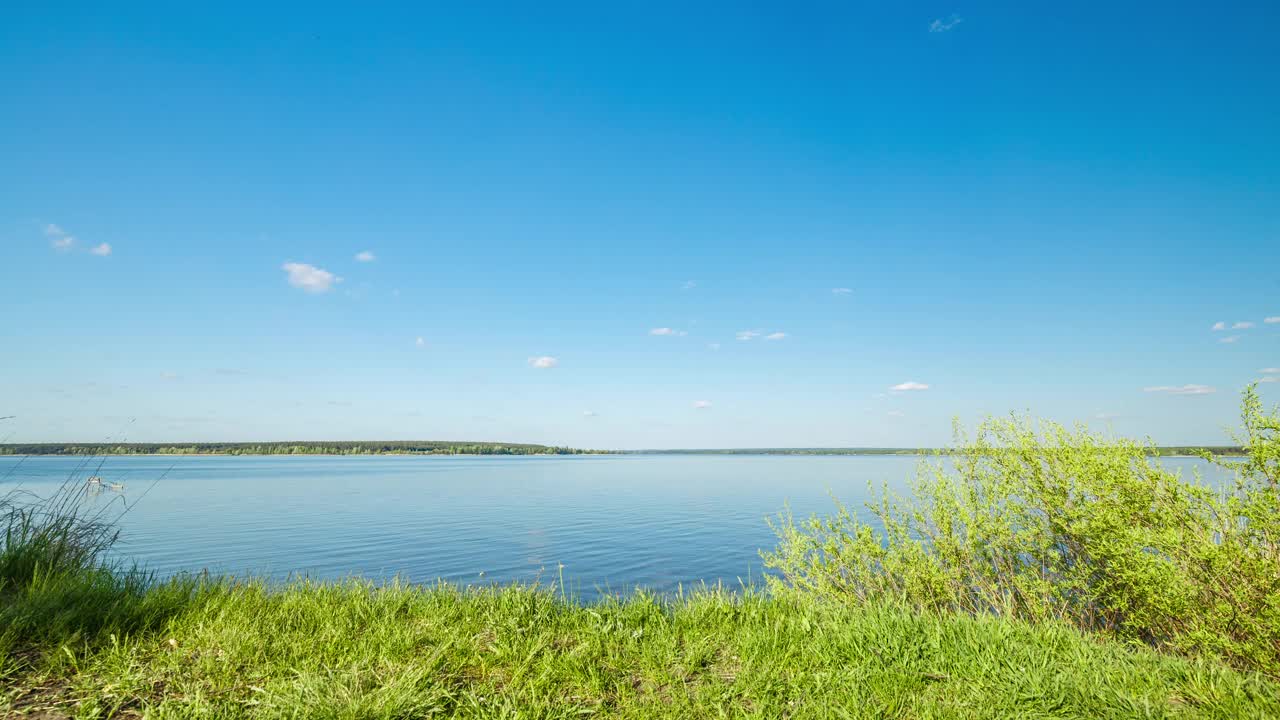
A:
0;454;1233;601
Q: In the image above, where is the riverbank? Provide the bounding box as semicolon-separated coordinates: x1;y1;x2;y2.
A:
5;390;1276;716
4;575;1278;718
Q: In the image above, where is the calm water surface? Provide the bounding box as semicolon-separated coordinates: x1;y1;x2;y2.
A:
0;454;1230;601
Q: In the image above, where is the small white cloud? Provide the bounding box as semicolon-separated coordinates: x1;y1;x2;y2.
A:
832;288;852;295
650;327;677;336
282;262;340;293
765;332;787;341
212;368;250;376
1258;376;1279;384
89;242;111;256
1211;321;1226;331
160;371;180;381
1232;321;1255;330
707;342;721;351
44;223;75;250
887;410;905;418
1144;384;1216;395
355;250;376;262
736;330;761;341
693;400;712;409
415;337;426;348
1220;335;1241;344
583;410;597;417
1260;368;1280;374
528;356;558;369
1265;317;1280;324
890;381;930;392
929;15;963;33
681;280;696;290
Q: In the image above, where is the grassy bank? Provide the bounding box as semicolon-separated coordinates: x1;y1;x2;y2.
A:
3;388;1278;717
3;576;1279;718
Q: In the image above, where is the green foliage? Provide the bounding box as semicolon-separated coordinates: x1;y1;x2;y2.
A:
764;386;1280;674
2;397;1277;714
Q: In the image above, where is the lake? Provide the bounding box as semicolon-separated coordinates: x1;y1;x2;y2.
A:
0;454;1231;601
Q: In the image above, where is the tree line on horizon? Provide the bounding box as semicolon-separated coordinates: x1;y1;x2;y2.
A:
0;443;1245;457
0;441;600;456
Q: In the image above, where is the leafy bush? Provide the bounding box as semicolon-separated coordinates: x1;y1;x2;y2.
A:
763;387;1280;674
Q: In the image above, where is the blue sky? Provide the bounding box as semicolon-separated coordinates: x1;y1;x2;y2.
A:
2;2;1278;448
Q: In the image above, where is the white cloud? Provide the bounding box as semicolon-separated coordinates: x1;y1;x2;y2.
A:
650;327;687;336
1259;377;1279;384
89;242;111;256
1211;321;1226;331
160;371;180;381
1260;368;1280;374
832;288;852;295
681;280;696;290
693;400;712;409
282;262;340;293
583;410;597;417
890;381;929;392
929;15;963;33
1143;384;1216;395
44;223;75;250
887;410;905;418
212;368;250;376
1265;317;1280;324
1220;335;1241;344
355;250;376;262
1232;321;1255;330
528;356;558;369
707;343;721;351
738;329;785;341
415;337;425;348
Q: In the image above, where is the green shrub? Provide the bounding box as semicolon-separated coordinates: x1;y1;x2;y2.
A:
763;386;1280;674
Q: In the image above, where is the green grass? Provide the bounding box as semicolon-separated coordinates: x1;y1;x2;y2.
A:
3;388;1278;717
3;576;1279;719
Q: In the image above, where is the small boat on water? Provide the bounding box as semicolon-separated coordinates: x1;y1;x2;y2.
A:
109;482;125;491
86;476;103;486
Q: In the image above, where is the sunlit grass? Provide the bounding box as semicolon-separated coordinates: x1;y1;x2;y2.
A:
4;576;1279;718
3;390;1279;717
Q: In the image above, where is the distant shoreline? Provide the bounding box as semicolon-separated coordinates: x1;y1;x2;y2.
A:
0;444;1247;458
0;441;604;457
